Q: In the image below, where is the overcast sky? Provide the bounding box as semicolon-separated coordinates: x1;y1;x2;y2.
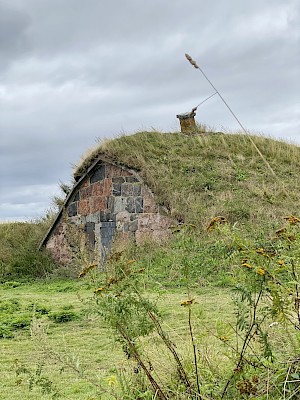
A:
1;0;299;221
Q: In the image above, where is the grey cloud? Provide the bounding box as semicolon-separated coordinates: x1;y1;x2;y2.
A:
1;0;299;220
0;2;31;68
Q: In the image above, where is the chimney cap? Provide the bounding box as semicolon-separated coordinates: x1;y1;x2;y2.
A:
176;111;196;119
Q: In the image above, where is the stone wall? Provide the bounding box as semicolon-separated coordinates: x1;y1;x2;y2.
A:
46;162;172;265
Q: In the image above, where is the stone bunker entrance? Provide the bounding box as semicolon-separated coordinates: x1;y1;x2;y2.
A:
41;159;172;266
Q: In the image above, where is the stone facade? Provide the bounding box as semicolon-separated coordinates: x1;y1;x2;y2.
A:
44;161;172;265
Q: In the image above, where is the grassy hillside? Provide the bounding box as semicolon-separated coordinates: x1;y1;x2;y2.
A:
74;131;300;232
2;131;300;399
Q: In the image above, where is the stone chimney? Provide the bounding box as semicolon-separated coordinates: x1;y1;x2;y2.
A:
176;110;197;134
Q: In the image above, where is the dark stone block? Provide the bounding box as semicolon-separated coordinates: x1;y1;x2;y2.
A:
84;222;95;247
130;214;137;221
123;222;129;232
112;177;125;183
107;196;115;211
107;212;116;222
113;183;121;196
100;210;116;222
126;176;139;183
126;197;135;213
73;191;80;202
101;221;116;228
121;183;133;197
129;220;138;232
135;197;144;213
100;211;106;222
90;165;105;183
67;202;77;217
101;236;111;248
133;184;141;196
85;222;95;232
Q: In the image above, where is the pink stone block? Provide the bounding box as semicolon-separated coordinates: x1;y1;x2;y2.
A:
78;199;90;215
106;164;133;178
80;186;92;199
90;196;107;213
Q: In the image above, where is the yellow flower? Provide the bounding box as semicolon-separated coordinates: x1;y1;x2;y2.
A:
257;268;265;276
78;263;97;278
278;259;284;266
242;262;253;269
284;215;300;225
126;259;136;265
256;248;265;255
107;277;117;286
219;336;229;343
206;216;227;231
275;227;286;236
94;287;105;294
181;299;195;306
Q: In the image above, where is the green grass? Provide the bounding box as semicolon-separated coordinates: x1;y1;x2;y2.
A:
0;279;234;399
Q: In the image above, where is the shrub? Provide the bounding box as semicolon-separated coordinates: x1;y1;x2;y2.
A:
48;310;79;323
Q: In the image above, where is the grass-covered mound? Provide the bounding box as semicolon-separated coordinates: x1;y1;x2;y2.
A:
74;131;300;231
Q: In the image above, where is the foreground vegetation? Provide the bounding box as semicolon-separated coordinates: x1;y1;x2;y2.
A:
1;218;300;399
1;131;300;398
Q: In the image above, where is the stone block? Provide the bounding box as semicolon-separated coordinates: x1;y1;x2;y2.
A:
133;184;142;196
129;219;138;232
90;196;107;213
135;197;143;213
126;197;135;213
130;213;137;221
137;214;171;232
116;211;130;223
100;210;116;222
85;212;101;223
92;181;104;196
121;183;133;197
142;187;158;213
100;221;116;228
106;164;123;178
101;236;112;249
67;202;77;217
84;222;95;246
90;165;105;183
123;222;129;232
78;199;90;216
107;196;114;210
103;179;112;196
112;177;125;183
113;183;121;196
126;176;139;183
80;186;93;199
113;197;128;213
72;191;80;202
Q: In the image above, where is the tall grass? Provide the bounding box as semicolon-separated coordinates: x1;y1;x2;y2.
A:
0;220;57;279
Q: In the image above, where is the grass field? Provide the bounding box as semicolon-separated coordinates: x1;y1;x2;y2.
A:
0;280;234;399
